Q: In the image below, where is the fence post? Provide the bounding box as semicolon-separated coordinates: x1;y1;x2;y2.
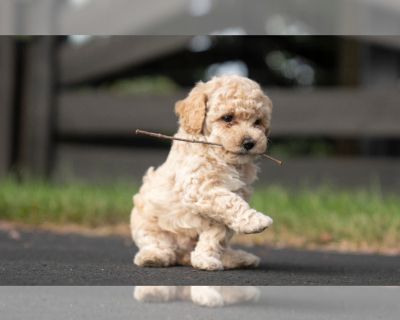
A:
0;37;15;178
19;37;56;177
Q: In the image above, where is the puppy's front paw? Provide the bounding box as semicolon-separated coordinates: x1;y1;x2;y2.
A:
231;209;273;234
191;251;224;271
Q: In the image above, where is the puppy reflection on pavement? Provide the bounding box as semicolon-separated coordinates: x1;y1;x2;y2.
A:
134;286;260;307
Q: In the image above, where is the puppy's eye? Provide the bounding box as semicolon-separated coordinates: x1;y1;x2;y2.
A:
254;119;262;126
222;114;234;123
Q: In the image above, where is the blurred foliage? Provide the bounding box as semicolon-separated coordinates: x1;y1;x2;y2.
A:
268;139;335;157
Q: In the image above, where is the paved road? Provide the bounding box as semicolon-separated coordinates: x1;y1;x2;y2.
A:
1;287;399;320
0;229;399;285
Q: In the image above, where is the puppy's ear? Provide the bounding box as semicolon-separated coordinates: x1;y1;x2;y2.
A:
263;95;273;129
175;85;207;135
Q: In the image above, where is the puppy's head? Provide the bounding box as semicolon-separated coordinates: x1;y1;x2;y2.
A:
175;75;272;163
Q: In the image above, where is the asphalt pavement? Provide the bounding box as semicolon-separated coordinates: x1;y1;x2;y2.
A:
0;229;399;285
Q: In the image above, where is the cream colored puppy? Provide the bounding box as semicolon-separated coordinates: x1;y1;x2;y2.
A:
130;75;273;271
134;286;260;307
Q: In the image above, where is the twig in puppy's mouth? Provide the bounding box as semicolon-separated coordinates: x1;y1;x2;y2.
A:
135;129;283;166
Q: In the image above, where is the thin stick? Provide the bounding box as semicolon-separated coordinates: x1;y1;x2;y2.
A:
261;153;283;166
135;129;283;166
135;129;222;147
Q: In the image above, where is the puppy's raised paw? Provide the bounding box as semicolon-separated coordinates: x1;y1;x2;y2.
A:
231;209;273;234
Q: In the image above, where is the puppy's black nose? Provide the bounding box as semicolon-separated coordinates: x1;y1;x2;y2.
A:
243;138;255;151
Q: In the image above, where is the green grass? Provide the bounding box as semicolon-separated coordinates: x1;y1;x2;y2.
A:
251;185;400;250
0;179;137;227
0;178;399;251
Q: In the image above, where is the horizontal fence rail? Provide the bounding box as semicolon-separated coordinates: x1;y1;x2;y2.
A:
54;144;400;190
59;36;190;85
57;91;184;135
57;88;400;137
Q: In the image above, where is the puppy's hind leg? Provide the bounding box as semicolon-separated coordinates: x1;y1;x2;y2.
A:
132;224;177;268
133;232;177;267
131;206;177;267
221;248;260;269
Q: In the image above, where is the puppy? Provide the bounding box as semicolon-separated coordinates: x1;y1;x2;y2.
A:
134;286;260;307
130;75;273;270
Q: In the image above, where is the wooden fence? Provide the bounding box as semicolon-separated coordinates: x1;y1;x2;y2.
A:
0;37;15;177
1;36;400;191
54;88;400;190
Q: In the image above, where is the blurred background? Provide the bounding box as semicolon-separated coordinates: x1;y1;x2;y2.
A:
1;35;399;252
1;0;400;35
1;35;400;190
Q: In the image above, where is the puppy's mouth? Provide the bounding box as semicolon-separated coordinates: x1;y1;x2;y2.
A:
236;150;253;156
224;148;258;157
217;141;267;157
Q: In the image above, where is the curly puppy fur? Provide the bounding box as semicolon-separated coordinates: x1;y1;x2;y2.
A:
130;75;273;271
